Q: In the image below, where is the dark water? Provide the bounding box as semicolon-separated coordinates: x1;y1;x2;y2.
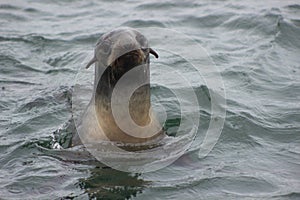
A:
1;0;300;199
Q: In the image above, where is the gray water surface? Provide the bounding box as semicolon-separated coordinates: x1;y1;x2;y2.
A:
1;0;300;199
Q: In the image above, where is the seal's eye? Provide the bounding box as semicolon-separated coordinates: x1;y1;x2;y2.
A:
100;41;111;54
135;34;147;47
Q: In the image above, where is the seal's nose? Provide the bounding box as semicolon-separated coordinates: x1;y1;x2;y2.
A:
123;50;141;63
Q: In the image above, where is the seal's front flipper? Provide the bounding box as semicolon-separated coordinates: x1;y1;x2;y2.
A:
150;48;159;58
85;57;97;69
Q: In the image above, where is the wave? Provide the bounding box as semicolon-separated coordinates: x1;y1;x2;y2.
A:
121;20;166;28
0;55;43;74
0;34;66;46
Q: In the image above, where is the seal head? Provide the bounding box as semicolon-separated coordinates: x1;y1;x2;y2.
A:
86;28;158;69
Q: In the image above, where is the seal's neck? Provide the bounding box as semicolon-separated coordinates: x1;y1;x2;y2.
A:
94;64;151;127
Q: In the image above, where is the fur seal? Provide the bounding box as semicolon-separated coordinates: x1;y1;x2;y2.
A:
77;27;164;144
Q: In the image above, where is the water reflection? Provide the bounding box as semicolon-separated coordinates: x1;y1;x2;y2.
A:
78;166;148;199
